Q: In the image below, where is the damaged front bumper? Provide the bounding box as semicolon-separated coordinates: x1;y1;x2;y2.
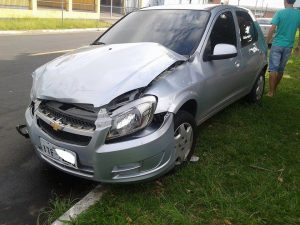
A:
25;106;176;183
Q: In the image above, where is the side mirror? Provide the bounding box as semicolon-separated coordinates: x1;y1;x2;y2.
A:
205;44;238;61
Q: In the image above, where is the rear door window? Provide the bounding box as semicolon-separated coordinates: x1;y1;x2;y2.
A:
236;11;258;47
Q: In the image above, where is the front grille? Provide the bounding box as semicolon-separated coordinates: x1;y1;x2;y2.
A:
37;118;92;146
39;102;97;131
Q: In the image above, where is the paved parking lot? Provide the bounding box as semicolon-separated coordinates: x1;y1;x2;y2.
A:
0;31;103;225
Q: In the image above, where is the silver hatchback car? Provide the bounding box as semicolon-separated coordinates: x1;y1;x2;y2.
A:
24;4;268;183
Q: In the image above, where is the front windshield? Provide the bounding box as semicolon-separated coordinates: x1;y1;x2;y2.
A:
96;10;210;56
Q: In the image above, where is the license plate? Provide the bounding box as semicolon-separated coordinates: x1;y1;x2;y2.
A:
40;138;77;168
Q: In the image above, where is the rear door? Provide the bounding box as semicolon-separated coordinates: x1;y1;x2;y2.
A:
235;10;261;88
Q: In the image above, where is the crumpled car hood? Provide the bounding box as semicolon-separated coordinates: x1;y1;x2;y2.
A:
32;42;186;107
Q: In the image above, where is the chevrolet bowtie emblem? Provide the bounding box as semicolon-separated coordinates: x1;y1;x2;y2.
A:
50;121;63;131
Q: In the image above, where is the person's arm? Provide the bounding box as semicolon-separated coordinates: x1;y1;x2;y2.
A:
267;25;276;44
267;11;280;44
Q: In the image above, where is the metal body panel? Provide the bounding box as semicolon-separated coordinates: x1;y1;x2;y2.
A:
31;43;186;107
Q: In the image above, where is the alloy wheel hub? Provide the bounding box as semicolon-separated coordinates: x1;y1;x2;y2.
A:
174;123;193;165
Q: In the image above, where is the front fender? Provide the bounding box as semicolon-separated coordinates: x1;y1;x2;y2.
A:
145;62;203;116
166;92;198;115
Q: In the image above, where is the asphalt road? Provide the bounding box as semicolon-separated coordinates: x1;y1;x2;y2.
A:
0;31;103;225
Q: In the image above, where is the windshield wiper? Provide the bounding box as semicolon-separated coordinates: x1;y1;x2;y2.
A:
91;41;106;45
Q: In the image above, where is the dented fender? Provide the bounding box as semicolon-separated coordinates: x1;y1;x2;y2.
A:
145;61;205;116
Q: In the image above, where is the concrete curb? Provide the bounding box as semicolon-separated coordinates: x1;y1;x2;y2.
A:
0;28;108;35
51;185;105;225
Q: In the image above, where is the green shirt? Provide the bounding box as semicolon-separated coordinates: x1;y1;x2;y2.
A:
271;8;300;48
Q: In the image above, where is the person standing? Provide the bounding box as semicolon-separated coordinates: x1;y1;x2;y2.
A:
267;0;300;97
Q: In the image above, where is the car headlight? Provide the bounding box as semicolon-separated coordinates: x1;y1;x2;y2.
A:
107;96;157;140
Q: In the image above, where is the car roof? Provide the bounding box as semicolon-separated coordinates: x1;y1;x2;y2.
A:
140;4;242;11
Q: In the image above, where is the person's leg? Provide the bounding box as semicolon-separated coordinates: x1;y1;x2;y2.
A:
274;48;292;93
268;72;278;97
276;72;284;85
268;46;282;97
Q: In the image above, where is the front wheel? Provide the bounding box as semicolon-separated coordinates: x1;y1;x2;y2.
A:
173;110;197;165
246;72;265;103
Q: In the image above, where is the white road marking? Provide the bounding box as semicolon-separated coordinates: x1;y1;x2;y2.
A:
51;185;105;225
30;49;75;56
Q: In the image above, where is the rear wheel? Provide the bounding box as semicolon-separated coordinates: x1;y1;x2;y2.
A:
173;110;197;165
247;71;265;103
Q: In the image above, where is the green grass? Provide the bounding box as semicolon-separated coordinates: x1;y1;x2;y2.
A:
0;18;111;30
63;51;300;224
37;195;76;225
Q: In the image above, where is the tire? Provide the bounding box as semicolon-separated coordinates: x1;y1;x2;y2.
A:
173;110;197;166
246;71;265;103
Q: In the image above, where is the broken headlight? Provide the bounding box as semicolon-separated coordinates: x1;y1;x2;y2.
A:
107;96;157;140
